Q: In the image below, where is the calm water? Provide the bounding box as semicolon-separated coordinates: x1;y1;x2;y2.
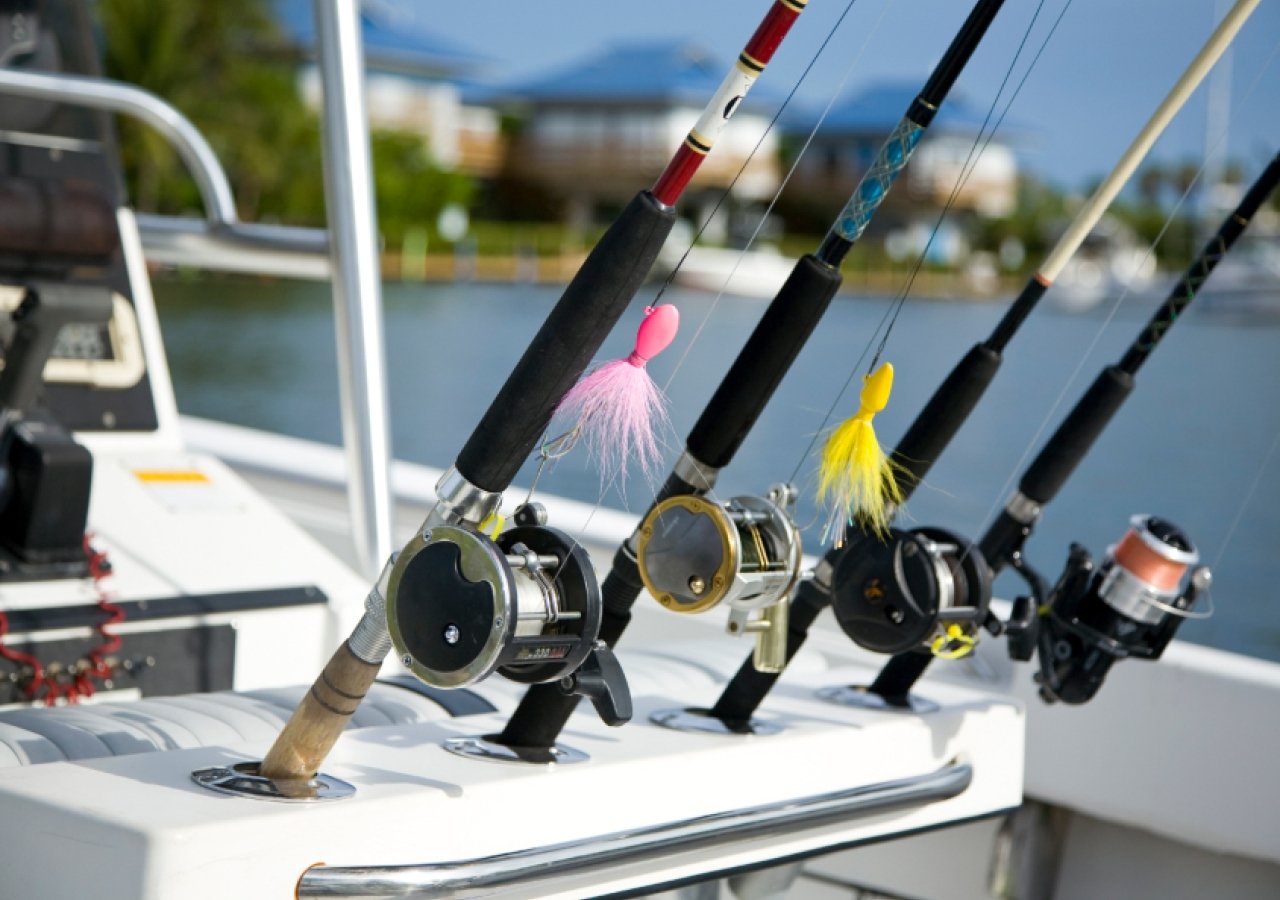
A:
153;277;1280;664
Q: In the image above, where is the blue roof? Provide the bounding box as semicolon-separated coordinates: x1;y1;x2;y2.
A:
273;0;488;75
785;80;1027;138
503;41;785;110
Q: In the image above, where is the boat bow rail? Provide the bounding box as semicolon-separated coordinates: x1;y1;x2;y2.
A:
296;763;974;899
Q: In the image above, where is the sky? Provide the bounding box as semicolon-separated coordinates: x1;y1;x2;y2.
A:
421;0;1280;191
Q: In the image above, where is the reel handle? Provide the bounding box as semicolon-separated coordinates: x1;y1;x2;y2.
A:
560;642;632;727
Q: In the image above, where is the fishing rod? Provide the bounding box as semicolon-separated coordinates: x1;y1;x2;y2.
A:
253;0;811;784
491;0;1013;756
707;0;1262;727
835;148;1280;705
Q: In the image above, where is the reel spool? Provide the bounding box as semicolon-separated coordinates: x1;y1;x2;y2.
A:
1020;514;1210;705
829;526;992;659
636;484;802;672
384;504;627;723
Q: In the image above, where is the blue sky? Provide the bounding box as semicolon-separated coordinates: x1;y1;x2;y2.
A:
419;0;1280;190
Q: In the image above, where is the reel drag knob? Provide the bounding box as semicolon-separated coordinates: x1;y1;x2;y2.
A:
636;486;802;670
831;526;992;657
384;508;604;690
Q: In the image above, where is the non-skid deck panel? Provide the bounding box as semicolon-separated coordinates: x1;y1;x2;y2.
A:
0;681;487;768
0;638;830;768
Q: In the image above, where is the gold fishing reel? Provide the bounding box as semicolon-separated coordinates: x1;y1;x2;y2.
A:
636;484;802;672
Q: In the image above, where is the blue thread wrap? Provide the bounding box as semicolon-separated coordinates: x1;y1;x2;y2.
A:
834;119;924;242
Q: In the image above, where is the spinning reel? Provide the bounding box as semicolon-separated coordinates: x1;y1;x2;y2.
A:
1005;514;1210;705
829;526;993;660
384;502;629;727
636;484;803;672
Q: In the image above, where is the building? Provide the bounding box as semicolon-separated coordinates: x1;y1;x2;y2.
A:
782;81;1020;240
273;0;502;176
497;41;785;231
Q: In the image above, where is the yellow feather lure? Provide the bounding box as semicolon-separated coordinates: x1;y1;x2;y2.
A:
818;361;903;543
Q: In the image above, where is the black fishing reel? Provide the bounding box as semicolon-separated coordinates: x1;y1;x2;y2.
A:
830;526;993;659
636;484;803;672
384;502;629;726
1008;514;1210;705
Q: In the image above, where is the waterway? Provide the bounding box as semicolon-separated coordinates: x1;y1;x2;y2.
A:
154;277;1280;664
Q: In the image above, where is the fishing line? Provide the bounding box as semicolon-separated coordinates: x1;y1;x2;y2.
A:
956;38;1280;561
869;0;1074;371
651;0;866;312
659;0;890;397
784;0;1064;491
556;0;894;521
534;0;869;519
539;0;894;592
1210;423;1280;570
654;0;902;530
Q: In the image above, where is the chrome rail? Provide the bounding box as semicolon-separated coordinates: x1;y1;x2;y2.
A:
134;214;330;280
297;763;972;898
312;0;394;577
0;67;238;225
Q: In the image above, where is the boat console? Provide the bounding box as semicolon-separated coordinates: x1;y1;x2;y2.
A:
0;0;365;709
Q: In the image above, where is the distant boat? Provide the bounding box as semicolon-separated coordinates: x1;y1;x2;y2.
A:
1047;216;1160;311
657;242;796;298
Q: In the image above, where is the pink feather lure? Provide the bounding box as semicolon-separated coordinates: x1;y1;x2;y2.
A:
553;304;680;491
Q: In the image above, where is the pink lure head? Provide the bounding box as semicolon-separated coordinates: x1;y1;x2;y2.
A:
629;304;680;366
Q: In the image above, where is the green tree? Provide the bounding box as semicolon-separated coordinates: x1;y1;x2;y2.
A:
370;131;474;244
972;175;1072;269
96;0;475;238
98;0;321;221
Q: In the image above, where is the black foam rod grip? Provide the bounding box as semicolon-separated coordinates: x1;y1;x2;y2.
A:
892;342;1001;500
1020;365;1134;506
686;254;842;469
709;574;831;724
456;190;676;493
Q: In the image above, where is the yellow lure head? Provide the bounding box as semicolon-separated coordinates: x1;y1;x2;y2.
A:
856;362;894;419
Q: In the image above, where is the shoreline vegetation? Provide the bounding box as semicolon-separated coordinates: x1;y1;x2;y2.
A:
373;250;1022;299
105;1;1271;304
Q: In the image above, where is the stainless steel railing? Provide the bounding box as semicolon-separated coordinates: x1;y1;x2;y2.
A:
297;763;973;898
